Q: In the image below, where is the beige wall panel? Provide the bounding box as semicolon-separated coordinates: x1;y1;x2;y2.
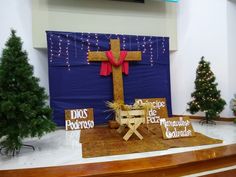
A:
32;0;177;50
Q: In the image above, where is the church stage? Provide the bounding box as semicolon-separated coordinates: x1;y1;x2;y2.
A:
0;120;236;176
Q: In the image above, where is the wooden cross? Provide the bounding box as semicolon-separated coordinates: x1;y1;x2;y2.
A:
88;39;142;103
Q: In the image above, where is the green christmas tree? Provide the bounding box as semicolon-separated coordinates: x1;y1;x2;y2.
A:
187;56;226;124
0;30;55;155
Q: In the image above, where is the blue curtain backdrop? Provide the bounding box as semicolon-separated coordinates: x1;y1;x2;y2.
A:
46;31;172;126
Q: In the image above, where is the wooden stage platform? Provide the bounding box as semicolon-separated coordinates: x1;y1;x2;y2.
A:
1;144;236;177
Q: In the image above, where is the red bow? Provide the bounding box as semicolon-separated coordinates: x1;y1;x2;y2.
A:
100;51;128;76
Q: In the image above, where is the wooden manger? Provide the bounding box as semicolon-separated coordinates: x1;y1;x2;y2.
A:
116;109;146;141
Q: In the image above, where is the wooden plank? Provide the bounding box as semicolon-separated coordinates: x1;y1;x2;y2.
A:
110;39;124;103
125;51;142;61
173;115;235;122
88;52;108;61
120;110;145;117
123;120;144;141
119;117;145;125
1;144;236;177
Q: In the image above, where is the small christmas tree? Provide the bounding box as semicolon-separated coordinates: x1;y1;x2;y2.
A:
0;30;55;155
187;56;226;124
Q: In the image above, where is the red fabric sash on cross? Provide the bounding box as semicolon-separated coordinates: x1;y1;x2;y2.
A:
100;51;128;76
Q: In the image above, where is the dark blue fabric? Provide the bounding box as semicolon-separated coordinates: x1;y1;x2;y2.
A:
46;31;172;126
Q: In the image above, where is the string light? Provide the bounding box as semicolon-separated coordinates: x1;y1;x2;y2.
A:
65;34;71;71
49;34;54;63
87;33;91;52
57;35;62;57
136;35;157;66
87;33;91;65
80;32;84;50
51;32;167;70
162;37;166;54
49;34;71;71
95;33;100;51
122;35;126;50
142;36;146;54
136;35;140;50
149;37;154;66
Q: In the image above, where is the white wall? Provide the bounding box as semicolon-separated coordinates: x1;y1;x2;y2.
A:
171;0;233;117
0;0;49;94
228;0;236;111
1;0;235;118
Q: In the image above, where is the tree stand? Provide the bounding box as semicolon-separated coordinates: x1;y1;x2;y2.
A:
199;113;216;125
0;144;35;156
199;118;216;125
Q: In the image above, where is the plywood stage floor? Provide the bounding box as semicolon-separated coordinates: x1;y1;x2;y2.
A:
80;124;222;158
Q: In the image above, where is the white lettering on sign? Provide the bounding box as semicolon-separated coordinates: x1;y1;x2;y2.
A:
65;108;94;131
160;117;195;139
136;99;167;124
165;127;192;139
136;99;166;109
147;109;160;123
160;117;190;129
65;120;94;130
70;109;88;119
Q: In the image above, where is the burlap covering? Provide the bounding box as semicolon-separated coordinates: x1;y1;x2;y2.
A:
80;124;222;158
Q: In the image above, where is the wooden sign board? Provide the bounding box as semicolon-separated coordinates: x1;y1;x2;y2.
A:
65;108;94;131
135;98;168;124
160;117;195;139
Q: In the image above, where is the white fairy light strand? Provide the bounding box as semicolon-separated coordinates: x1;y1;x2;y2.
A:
86;33;91;65
87;33;91;53
149;36;154;66
95;33;100;51
122;35;126;50
137;36;156;66
49;34;71;71
58;35;62;57
65;34;71;71
162;37;166;54
49;34;54;63
136;35;140;50
80;32;84;50
142;36;146;54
